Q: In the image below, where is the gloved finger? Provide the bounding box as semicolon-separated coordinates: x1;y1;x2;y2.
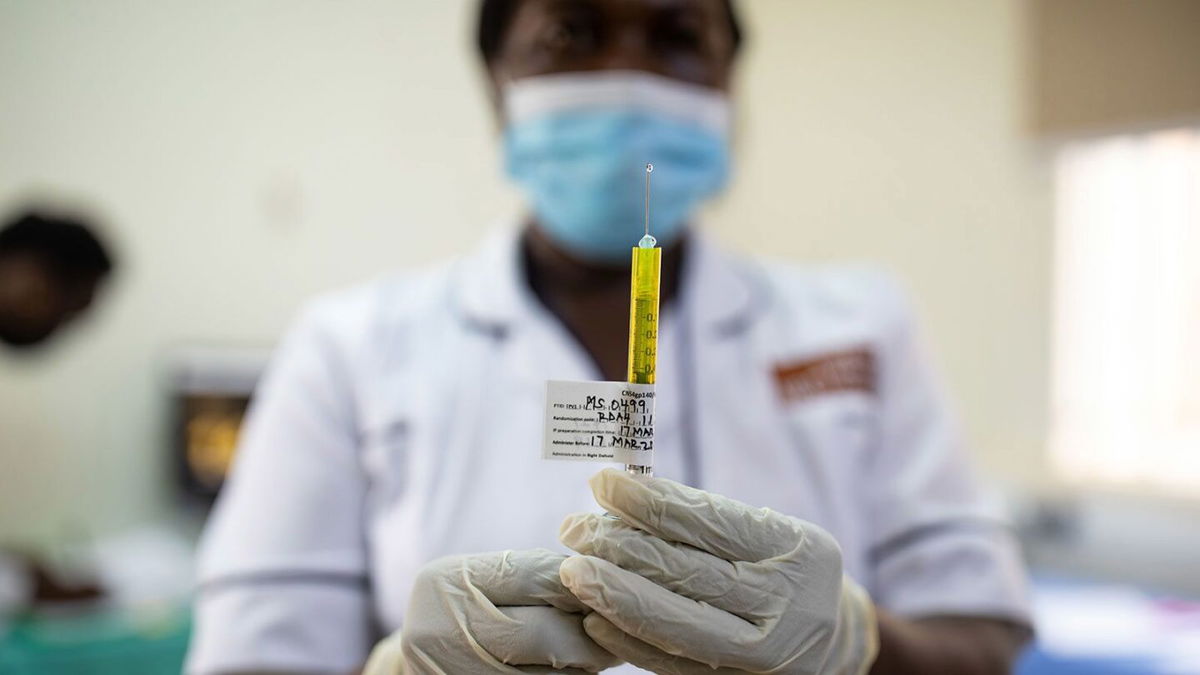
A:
560;512;776;621
582;613;745;675
402;633;595;675
588;469;801;562
454;549;587;613
470;605;622;672
560;555;758;669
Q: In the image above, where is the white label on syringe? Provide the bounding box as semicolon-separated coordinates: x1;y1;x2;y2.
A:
542;380;654;466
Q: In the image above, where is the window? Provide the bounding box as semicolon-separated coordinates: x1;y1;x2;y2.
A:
1050;127;1200;496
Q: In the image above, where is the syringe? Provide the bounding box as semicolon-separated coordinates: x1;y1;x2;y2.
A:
625;164;661;476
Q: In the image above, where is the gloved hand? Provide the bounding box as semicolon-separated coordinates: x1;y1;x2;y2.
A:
559;469;879;675
364;549;621;675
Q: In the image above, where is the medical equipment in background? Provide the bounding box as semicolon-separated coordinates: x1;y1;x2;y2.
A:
625;164;661;476
167;346;269;503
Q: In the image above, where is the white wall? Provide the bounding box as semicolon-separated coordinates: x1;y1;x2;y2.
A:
0;0;1050;543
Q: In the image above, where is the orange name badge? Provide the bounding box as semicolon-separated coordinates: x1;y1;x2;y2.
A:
773;348;876;403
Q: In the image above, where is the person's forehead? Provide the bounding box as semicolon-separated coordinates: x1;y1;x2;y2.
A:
514;0;727;22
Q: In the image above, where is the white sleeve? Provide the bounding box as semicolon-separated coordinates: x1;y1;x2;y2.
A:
186;300;374;674
863;274;1031;624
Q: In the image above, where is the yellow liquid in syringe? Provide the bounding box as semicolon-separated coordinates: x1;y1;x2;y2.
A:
627;238;661;386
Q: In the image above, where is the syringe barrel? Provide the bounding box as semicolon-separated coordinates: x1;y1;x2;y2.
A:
625;245;660;477
627;246;661;385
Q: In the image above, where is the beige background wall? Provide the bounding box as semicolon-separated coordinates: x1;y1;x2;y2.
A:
0;0;1050;544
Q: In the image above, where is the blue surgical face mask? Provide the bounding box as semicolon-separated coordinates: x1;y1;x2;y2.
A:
502;71;731;263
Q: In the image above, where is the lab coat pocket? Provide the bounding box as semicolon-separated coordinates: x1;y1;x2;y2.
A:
783;393;878;462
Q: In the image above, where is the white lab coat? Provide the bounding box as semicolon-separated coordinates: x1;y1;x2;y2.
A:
187;228;1030;674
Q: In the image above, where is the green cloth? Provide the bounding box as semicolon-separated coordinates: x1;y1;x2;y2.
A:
0;602;190;675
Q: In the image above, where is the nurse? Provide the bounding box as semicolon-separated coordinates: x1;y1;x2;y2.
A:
188;1;1032;674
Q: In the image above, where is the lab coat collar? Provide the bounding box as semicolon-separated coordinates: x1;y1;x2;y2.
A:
680;229;760;338
454;225;761;338
453;226;529;337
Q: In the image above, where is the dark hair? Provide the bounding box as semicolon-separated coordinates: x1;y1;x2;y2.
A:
0;211;115;284
477;0;743;63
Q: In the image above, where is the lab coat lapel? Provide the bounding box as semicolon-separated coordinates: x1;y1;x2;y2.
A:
433;228;600;544
682;234;829;519
674;233;761;489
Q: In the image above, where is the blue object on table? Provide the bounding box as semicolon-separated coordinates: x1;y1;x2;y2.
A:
1016;648;1163;675
1015;576;1200;675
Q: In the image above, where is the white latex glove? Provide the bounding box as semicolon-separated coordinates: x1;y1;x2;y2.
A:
364;549;621;675
559;469;879;675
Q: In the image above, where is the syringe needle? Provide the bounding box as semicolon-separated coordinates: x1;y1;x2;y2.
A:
644;163;653;238
640;164;656;249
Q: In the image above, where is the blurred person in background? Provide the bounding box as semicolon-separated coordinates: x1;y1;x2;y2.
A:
0;210;114;350
188;1;1031;674
0;209;116;639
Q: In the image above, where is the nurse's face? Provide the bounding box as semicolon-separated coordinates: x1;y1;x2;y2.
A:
487;0;737;92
